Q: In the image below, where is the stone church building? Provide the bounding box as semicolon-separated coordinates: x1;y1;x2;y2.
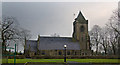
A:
24;11;92;57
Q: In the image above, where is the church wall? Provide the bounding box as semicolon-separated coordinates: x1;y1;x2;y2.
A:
37;50;91;56
25;49;92;58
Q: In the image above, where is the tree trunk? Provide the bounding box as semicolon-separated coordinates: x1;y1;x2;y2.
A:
102;44;107;55
2;40;6;54
118;37;120;58
111;42;116;55
104;48;107;55
96;43;98;55
112;44;116;55
2;31;6;54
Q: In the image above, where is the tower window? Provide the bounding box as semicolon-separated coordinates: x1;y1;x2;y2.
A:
80;26;85;32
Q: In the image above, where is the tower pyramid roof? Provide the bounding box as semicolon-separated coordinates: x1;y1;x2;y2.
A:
76;11;86;21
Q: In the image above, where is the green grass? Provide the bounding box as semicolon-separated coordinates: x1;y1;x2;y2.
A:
6;59;120;63
68;59;120;63
8;59;64;63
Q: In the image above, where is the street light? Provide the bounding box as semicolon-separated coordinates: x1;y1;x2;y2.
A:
64;45;67;63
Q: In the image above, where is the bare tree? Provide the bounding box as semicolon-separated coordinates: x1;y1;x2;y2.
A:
99;27;110;55
89;9;119;55
105;26;118;55
89;25;101;55
106;9;120;55
2;17;18;52
107;9;120;35
1;16;31;53
18;28;31;52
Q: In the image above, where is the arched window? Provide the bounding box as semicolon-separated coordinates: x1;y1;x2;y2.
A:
80;25;85;32
75;52;77;55
82;53;84;56
85;53;87;55
55;50;57;55
67;51;70;55
35;52;37;55
59;51;62;55
42;51;45;55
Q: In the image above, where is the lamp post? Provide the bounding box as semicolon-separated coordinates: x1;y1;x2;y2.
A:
64;45;67;63
14;44;16;65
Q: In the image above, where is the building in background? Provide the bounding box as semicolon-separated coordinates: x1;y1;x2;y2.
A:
24;11;92;58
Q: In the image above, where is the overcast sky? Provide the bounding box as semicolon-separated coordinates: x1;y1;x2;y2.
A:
2;0;118;2
2;2;117;40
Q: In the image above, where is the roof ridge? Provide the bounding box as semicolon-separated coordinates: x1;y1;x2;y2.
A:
40;36;72;38
27;37;73;41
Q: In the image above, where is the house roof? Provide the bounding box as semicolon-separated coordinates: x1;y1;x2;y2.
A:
25;37;80;52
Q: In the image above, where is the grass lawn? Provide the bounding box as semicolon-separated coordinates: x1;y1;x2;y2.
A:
6;59;120;63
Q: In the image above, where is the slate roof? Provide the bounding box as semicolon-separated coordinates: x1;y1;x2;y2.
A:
75;11;88;24
76;11;86;21
26;40;37;52
39;37;80;50
25;37;80;52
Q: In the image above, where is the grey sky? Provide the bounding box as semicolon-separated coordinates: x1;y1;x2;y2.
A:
2;2;117;40
2;0;118;2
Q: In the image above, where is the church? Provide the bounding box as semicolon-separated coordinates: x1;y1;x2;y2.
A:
24;11;92;58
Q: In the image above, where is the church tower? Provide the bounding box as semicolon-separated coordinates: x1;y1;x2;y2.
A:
73;11;90;50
